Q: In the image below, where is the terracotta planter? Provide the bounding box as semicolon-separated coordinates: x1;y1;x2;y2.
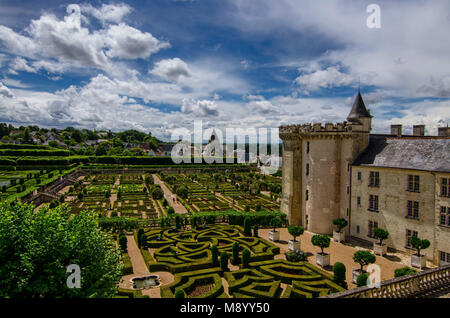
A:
288;239;301;251
333;231;345;243
269;230;280;242
373;243;387;256
411;254;426;269
316;252;330;267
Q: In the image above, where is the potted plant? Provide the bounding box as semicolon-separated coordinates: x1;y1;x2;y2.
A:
352;250;376;283
269;217;282;242
287;225;304;251
332;218;348;243
311;234;331;267
373;228;389;256
409;236;430;269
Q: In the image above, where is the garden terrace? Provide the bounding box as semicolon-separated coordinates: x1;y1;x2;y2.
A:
142;224;280;274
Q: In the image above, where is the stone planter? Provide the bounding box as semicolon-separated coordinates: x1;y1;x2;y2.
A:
373;243;387;256
269;230;280;242
288;239;301;251
411;254;426;269
333;231;345;243
352;269;366;284
316;252;330;267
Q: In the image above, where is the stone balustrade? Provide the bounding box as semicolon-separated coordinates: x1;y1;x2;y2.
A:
323;264;450;298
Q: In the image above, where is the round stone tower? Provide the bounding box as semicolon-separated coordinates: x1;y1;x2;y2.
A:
279;91;372;235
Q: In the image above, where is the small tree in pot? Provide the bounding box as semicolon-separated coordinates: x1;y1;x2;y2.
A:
352;250;376;283
373;228;389;256
269;217;282;242
311;234;331;267
287;225;304;251
410;236;430;269
332;218;348;243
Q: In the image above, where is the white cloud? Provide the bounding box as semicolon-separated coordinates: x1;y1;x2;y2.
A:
105;23;170;60
81;3;132;24
150;58;191;82
0;82;14;98
181;99;219;117
8;57;37;74
0;3;169;75
295;66;354;94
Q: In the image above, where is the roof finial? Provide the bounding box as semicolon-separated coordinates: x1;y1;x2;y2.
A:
358;77;361;93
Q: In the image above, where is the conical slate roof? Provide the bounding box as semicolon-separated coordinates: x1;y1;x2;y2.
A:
347;91;372;122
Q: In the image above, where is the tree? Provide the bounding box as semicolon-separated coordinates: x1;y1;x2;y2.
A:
232;242;240;263
353;250;376;273
253;224;259;237
175;215;181;229
288;225;304;242
242;249;251;268
137;229;145;248
95;143;108;156
151;187;164;200
211;245;219;266
220;252;229;271
270;217;282;232
332;218;348;233
409;236;431;256
333;262;346;286
119;235;128;252
243;217;252;236
311;234;331;254
0;202;122;298
174;289;186;298
167;207;175;215
176;186;189;199
373;228;389;245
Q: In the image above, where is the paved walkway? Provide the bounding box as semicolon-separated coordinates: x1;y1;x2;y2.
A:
258;228;408;289
152;174;188;214
119;235;175;298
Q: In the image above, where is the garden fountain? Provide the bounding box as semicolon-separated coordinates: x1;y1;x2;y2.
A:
130;275;161;289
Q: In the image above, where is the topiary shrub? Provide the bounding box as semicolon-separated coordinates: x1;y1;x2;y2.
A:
285;250;307;262
253;224;259;237
232;242;240;264
332;218;348;233
242;249;251;268
119;235;128;252
270;217;282;232
394;266;417;278
243;217;252;236
311;234;331;255
373;228;389;245
356;273;369;287
220;252;229;271
174;289;186;298
287;225;304;242
353;250;376;273
137;229;144;248
409;236;430;256
211;245;219;267
333;262;347;287
167;207;175;215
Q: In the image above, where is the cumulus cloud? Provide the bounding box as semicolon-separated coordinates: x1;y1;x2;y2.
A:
0;3;169;74
8;57;37;74
181;99;219;117
150;58;191;82
0;82;14;98
81;3;132;24
105;23;170;60
295;66;354;94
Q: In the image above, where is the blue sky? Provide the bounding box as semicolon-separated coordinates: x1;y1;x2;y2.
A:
0;0;449;140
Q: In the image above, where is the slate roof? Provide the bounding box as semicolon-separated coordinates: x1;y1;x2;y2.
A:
353;135;450;172
347;91;372;122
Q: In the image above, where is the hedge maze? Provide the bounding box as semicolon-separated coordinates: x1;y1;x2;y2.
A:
138;224;344;298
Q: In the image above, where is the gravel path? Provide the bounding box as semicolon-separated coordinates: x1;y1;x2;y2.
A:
152;174;188;214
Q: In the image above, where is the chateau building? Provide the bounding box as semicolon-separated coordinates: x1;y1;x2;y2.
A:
279;91;450;265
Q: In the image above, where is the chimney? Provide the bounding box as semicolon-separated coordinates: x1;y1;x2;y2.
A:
391;124;402;137
438;127;450;137
413;125;425;136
